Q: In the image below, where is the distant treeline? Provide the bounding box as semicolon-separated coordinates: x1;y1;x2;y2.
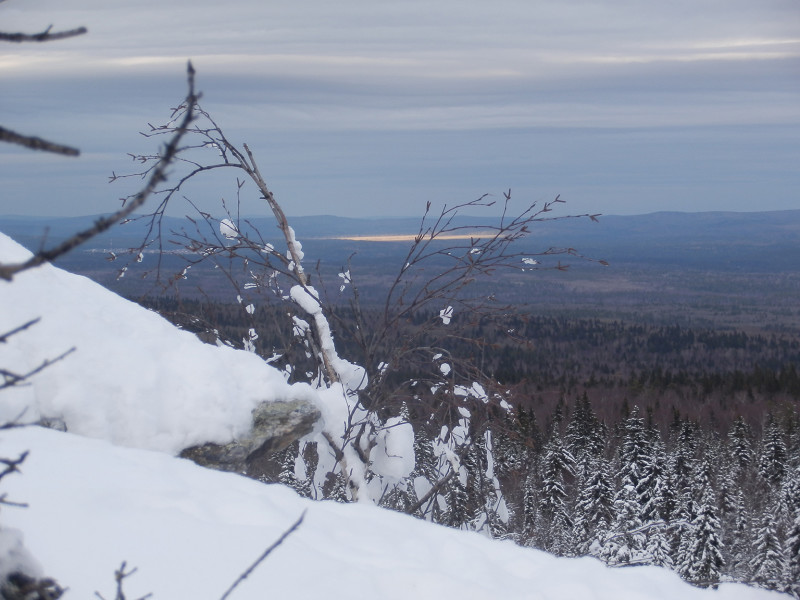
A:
139;295;800;434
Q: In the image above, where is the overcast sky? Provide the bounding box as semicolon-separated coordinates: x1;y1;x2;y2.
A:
1;0;798;218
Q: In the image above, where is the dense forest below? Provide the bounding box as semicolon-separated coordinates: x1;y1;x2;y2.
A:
141;296;800;436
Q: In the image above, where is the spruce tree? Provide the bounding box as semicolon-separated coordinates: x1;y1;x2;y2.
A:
749;508;786;591
759;415;788;487
645;523;674;569
680;483;724;588
573;455;615;555
565;392;605;464
728;416;754;475
605;481;645;566
619;406;649;494
445;473;471;529
785;512;800;599
521;470;539;546
637;440;671;523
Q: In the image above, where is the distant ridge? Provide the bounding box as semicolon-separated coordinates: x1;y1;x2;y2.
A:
2;209;799;274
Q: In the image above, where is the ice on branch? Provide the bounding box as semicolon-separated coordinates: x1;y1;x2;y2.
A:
338;270;351;292
439;305;454;325
220;218;239;240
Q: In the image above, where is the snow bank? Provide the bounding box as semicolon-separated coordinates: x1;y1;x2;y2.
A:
0;233;317;454
0;427;780;600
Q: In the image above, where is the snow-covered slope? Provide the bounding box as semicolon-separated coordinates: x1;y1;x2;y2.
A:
0;428;780;600
0;232;781;599
0;233;317;454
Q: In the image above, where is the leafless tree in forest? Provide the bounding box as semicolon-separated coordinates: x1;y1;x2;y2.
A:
111;95;604;504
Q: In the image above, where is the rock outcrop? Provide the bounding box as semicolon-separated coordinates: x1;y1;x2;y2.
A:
179;398;320;474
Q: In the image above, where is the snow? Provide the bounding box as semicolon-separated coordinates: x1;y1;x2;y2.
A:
220;218;239;239
0;527;41;582
0;427;780;600
371;416;416;483
0;233;316;454
0;230;780;599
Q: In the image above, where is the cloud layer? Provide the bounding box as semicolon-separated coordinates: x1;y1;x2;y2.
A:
1;0;798;217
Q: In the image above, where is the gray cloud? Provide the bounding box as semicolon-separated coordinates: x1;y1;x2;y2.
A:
1;0;798;217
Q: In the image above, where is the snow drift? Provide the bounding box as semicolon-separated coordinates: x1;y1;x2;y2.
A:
0;428;780;600
0;232;317;454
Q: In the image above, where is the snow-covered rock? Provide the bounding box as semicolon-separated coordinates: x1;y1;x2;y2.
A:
0;232;319;455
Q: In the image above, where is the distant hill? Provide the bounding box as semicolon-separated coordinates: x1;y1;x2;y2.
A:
3;210;800;328
3;209;799;273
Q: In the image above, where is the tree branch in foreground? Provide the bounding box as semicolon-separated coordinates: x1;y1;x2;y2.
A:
95;562;151;600
0;126;80;156
219;510;306;600
0;62;199;281
0;25;87;43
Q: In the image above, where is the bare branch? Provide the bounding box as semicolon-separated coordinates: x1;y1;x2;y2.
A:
219;510;305;600
0;318;40;344
95;562;152;600
0;346;75;391
0;25;87;43
0;62;200;281
0;126;80;156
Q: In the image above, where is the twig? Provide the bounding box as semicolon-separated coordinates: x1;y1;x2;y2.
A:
0;347;75;391
0;25;87;43
0;318;41;344
94;562;152;600
0;126;80;156
219;510;306;600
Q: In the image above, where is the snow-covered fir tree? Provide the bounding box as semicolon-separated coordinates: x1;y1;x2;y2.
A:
785;512;800;599
573;454;615;555
748;506;786;591
759;414;788;488
537;424;575;553
679;474;724;588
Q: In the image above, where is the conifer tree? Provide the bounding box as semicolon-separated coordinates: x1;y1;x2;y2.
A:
637;439;671;523
565;392;605;464
645;523;674;570
445;474;471;529
618;406;650;501
277;441;300;488
604;481;645;566
521;470;539;546
759;414;788;488
538;425;576;552
722;488;752;582
672;420;699;493
728;416;754;475
785;512;800;599
680;483;724;588
407;421;438;516
573;455;615;555
749;507;786;591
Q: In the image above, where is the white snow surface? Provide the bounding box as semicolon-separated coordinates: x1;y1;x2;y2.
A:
0;233;316;454
0;232;780;599
0;428;780;600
